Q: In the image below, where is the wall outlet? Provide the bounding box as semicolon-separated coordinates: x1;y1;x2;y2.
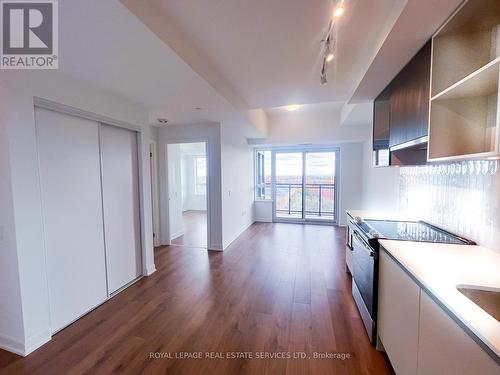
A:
0;225;4;241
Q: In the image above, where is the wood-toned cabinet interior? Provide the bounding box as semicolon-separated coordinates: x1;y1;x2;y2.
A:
428;0;500;161
373;86;391;167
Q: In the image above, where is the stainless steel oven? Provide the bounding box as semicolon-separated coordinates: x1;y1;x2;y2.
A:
347;215;475;346
350;224;377;344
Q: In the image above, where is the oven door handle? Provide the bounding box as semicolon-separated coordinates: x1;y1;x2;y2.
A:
352;231;375;257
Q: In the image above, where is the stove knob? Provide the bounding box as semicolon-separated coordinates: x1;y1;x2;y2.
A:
354;216;362;224
370;230;380;238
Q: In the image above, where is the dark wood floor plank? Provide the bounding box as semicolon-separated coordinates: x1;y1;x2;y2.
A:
171;211;207;248
0;223;391;375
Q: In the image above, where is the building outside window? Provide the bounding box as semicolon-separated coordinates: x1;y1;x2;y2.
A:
194;156;206;195
255;150;272;200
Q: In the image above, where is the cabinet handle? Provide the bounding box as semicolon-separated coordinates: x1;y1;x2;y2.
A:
353;231;375;257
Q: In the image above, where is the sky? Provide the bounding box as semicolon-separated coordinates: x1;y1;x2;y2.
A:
273;152;336;181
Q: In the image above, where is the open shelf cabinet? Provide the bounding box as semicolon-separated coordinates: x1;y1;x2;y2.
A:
428;0;500;161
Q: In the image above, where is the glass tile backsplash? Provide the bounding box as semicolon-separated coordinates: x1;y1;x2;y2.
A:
399;160;500;251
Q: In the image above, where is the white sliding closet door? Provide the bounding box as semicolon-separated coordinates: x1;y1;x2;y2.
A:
100;124;142;294
36;108;108;333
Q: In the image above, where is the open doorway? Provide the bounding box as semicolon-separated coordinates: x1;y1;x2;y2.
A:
167;142;208;248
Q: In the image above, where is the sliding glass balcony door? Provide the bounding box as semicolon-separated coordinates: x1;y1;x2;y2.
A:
274;152;303;220
272;148;338;224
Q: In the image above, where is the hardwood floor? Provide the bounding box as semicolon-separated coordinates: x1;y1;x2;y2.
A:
171;211;207;248
0;223;392;375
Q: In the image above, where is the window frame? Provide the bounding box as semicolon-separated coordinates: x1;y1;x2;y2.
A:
254;149;272;201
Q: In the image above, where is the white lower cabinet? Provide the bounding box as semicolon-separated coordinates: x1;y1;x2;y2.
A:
378;251;420;375
417;291;499;375
378;247;500;375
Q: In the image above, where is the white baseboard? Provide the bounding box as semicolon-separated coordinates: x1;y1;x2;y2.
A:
145;263;157;276
170;229;184;241
0;334;25;356
0;330;51;357
24;330;51;356
254;217;272;223
222;220;255;250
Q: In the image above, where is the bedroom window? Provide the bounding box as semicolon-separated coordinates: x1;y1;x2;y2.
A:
194;156;206;195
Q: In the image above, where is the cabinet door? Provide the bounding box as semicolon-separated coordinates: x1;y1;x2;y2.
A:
373;85;391;166
378;250;420;375
36;107;108;333
418;291;499;375
389;41;431;147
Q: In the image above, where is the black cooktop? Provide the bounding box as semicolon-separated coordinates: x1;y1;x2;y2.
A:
363;219;473;245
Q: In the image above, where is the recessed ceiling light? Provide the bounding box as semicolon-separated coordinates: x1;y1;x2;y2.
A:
284;104;302;112
333;5;344;18
157;118;168;124
326;53;334;62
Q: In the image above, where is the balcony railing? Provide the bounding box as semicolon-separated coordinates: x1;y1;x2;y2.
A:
275;183;335;219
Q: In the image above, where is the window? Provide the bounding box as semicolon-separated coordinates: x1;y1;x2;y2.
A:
255;150;271;200
194;156;206;195
373;148;390;167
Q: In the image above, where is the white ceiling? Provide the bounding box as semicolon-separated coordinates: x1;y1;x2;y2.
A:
130;0;406;110
350;0;463;102
53;0;464;140
57;0;262;136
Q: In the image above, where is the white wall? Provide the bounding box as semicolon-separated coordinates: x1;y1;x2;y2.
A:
0;71;154;355
254;200;273;222
220;125;255;248
159;124;253;250
361;140;400;212
159;123;223;250
0;97;25;354
338;143;364;225
265;108;370;144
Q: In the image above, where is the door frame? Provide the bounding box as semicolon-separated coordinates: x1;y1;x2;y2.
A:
164;139;210;249
271;146;340;225
149;141;160;247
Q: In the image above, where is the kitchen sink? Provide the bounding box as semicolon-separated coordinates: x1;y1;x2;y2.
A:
457;285;500;323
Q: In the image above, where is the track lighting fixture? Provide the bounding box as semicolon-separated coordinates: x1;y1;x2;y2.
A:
320;0;345;85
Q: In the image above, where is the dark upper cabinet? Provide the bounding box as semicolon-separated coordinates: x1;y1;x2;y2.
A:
389;41;431;148
372;40;431;166
373;85;391;166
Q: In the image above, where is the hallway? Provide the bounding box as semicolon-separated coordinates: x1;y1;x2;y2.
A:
0;223;391;375
171;211;207;248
